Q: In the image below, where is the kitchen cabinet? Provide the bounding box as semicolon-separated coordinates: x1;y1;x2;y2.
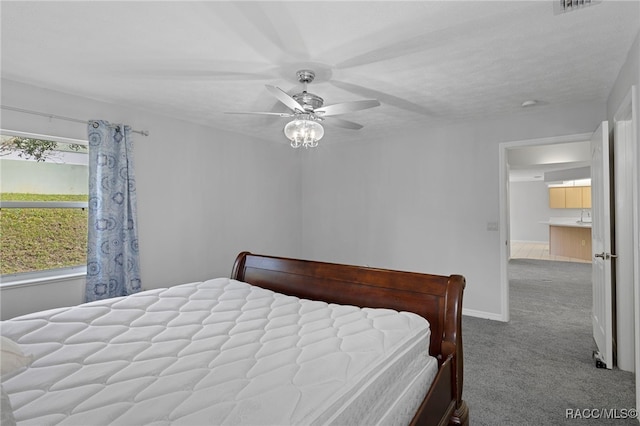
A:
565;187;582;208
549;187;566;208
548;186;591;209
582;186;591;208
549;225;592;261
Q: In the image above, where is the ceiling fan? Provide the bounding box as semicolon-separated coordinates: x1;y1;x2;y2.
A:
226;69;381;148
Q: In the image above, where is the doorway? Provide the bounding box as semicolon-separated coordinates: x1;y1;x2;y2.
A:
498;113;638;374
499;88;639;413
498;132;592;322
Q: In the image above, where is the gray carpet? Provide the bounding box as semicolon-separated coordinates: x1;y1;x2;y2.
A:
463;259;636;425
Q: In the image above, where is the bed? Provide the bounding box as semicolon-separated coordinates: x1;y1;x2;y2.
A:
0;252;468;426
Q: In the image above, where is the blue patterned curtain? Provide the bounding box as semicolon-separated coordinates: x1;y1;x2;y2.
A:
86;120;141;302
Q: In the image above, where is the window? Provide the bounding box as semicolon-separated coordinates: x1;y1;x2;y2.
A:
0;131;88;281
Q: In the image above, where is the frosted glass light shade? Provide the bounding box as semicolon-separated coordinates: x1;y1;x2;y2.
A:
284;119;324;148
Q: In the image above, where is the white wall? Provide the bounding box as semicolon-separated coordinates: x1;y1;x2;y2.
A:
0;276;86;319
509;180;584;243
1;79;302;319
300;101;605;318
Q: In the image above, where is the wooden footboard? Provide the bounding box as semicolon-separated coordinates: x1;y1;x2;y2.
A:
231;252;468;426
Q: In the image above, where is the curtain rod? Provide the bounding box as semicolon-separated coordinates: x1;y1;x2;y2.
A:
1;105;149;137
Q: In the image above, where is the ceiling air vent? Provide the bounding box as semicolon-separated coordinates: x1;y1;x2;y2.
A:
554;0;601;14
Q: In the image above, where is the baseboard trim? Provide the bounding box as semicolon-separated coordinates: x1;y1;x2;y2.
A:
463;308;506;322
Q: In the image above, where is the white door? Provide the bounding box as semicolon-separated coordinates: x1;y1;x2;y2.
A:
591;121;614;369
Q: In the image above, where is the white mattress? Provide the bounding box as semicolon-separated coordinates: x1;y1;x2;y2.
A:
1;278;437;425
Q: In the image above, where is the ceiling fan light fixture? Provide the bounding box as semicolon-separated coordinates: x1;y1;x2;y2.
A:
284;118;324;148
554;0;600;14
227;69;378;148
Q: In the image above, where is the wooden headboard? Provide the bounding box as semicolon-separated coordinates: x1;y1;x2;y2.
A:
231;252;465;362
231;252;468;425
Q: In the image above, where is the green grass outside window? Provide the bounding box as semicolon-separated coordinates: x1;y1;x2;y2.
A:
1;193;88;275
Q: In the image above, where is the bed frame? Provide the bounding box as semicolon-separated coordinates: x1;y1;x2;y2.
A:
231;252;469;426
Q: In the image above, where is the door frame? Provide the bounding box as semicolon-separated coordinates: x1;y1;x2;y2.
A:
612;85;638;410
498;132;592;322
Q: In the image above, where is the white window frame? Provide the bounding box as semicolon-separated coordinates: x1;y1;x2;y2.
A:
0;129;88;287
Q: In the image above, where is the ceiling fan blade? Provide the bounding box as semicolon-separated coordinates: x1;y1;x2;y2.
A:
333;3;540;70
315;99;380;117
224;111;293;117
232;3;309;61
330;80;434;116
324;117;364;130
265;85;306;113
136;70;278;81
211;3;309;65
112;60;279;81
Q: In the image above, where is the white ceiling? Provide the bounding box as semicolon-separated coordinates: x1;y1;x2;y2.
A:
1;1;639;147
507;140;591;182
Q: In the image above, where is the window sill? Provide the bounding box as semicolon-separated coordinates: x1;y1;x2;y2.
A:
0;267;87;289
